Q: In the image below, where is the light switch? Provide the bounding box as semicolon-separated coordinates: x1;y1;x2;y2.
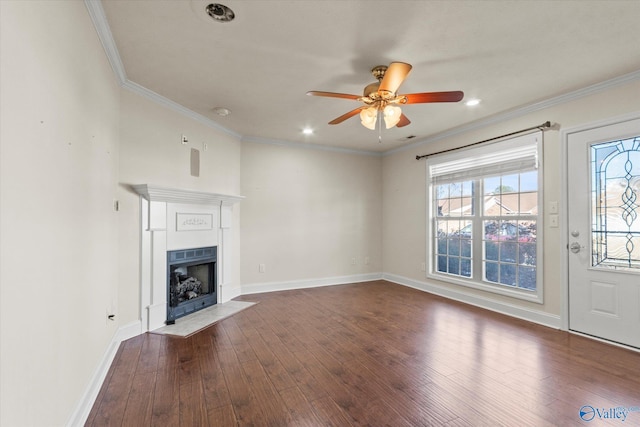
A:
549;201;558;214
549;214;559;228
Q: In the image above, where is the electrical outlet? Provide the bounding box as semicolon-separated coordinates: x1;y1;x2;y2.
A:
351;257;357;265
203;142;208;151
421;262;426;272
259;263;266;273
364;256;370;265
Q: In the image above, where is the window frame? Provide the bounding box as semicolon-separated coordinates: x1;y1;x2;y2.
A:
426;132;544;304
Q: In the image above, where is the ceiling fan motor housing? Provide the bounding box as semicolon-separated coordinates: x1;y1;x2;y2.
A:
363;82;380;98
363;65;390;98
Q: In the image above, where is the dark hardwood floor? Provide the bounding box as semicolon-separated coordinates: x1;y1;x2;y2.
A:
87;280;640;426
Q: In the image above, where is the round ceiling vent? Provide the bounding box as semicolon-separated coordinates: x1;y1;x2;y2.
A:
206;3;235;22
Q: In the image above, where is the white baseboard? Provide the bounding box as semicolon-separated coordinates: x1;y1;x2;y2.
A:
66;320;142;427
241;273;383;295
147;302;167;332
220;283;242;302
383;273;562;329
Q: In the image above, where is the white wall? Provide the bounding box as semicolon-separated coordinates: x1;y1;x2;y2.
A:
240;142;382;291
382;78;640;321
0;2;121;425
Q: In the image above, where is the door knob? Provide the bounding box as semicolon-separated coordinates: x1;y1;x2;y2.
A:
570;242;583;253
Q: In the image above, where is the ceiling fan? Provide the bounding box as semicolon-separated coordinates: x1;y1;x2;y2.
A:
307;62;464;130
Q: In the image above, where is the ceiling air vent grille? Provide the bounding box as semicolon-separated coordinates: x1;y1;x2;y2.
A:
206;4;235;23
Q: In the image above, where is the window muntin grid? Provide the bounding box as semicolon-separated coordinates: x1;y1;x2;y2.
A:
433;172;538;291
434;182;473;278
481;172;538;290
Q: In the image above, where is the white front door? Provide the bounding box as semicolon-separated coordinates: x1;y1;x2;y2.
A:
567;117;640;349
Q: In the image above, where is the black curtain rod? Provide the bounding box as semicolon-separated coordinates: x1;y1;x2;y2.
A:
415;121;552;161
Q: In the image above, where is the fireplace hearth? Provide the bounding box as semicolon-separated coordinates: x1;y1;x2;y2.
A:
166;246;217;324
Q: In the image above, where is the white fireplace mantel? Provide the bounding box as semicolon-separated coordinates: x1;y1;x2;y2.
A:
132;184;244;332
132;184;244;206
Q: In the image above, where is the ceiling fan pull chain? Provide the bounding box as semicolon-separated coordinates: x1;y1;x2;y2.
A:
378;110;383;143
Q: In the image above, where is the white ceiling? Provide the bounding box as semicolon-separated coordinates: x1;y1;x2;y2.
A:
99;0;640;153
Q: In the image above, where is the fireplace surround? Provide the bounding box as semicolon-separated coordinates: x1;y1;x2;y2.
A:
132;184;243;331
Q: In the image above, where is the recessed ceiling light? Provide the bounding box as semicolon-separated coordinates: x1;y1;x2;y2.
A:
212;107;231;116
465;99;481;107
205;4;235;23
302;128;313;135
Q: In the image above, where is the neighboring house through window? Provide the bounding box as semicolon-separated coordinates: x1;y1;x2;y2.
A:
426;132;543;303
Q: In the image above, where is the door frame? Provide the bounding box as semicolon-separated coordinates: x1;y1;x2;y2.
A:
560;111;640;334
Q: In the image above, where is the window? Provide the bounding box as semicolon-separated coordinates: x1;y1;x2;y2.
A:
427;132;543;303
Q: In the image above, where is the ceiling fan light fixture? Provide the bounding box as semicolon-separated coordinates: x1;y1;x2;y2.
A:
383;105;402;129
360;107;377;130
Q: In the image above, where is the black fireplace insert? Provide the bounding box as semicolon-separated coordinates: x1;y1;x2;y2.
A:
166;246;217;324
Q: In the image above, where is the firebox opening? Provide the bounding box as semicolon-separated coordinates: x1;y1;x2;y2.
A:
166;246;217;324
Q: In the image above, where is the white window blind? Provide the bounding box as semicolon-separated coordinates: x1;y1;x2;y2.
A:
429;132;540;184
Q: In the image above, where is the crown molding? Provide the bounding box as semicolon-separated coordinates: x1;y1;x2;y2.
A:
84;0;241;140
86;0;640;158
84;0;126;85
121;80;242;139
384;69;640;156
240;135;382;157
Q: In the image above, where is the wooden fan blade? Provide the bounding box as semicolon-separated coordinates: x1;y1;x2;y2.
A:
328;107;364;125
378;62;412;94
404;91;464;104
397;113;411;128
306;91;360;100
